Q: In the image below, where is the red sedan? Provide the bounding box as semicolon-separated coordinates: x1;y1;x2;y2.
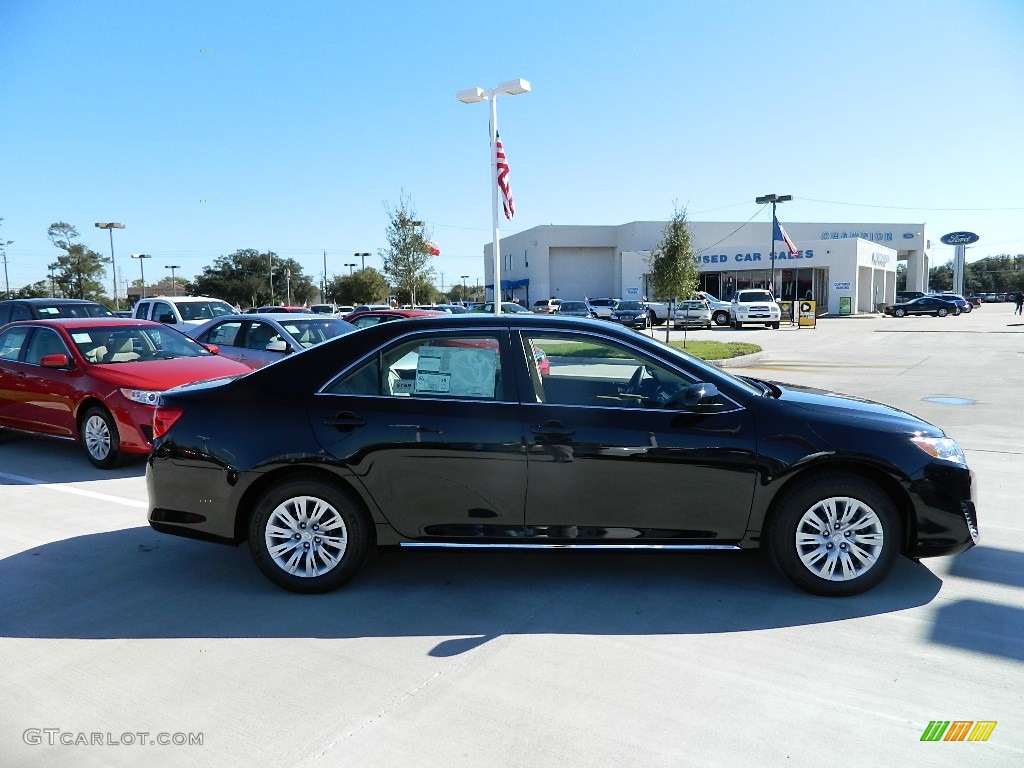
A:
342;308;446;328
0;318;252;468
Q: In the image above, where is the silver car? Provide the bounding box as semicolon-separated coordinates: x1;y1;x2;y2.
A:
673;299;713;329
188;313;356;369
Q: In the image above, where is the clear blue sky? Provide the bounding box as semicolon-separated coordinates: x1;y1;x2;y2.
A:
3;0;1022;297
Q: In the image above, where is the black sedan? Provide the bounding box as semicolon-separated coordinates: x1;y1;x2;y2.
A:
608;300;651;329
884;296;961;317
147;315;978;597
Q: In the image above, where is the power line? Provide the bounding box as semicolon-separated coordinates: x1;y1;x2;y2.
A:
797;196;1024;212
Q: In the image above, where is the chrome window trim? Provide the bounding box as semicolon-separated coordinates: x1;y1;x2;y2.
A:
399;542;742;551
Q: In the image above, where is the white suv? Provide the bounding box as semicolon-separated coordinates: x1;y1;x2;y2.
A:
133;295;236;332
729;289;781;329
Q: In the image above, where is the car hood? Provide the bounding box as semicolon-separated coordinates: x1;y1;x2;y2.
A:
90;357;250;390
767;380;941;436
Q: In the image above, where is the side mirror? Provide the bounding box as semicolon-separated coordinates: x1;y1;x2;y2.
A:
40;353;71;369
265;340;289;353
668;382;721;410
203;343;220;355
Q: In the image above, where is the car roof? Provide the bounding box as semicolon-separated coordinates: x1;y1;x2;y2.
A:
1;297;105;305
346;309;446;317
7;317;166;329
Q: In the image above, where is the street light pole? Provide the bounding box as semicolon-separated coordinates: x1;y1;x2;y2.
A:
460;274;469;303
345;262;356;276
354;252;370;272
131;253;152;300
95;222;125;309
457;78;531;315
754;194;792;297
165;264;181;296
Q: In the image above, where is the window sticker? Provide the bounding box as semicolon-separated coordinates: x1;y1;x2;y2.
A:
414;346;496;398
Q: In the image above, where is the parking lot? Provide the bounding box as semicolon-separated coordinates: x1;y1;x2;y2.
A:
1;304;1022;767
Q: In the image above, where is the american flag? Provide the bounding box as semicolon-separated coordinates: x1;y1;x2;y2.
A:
773;216;799;256
495;133;514;219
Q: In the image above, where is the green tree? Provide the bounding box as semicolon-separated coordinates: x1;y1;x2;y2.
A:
327;268;389;305
47;221;109;301
192;249;316;308
14;280;50;298
380;193;436;305
648;205;699;340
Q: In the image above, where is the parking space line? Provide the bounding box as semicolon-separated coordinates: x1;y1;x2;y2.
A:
0;470;148;509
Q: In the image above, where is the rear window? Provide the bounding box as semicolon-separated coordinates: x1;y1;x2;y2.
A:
34;303;115;318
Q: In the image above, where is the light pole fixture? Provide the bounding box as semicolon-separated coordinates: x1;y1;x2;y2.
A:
345;262;357;276
460;274;470;303
457;78;531;314
754;194;792;297
131;253;152;299
95;222;125;309
354;252;370;271
165;264;181;296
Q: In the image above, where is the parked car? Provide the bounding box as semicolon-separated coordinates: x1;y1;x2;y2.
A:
554;300;597;318
672;299;713;329
187;313;356;369
147;314;977;597
884;296;960;318
586;298;618;319
729;289;782;329
0;298;114;325
432;304;473;314
532;298;562;314
343;308;446;328
133;295;236;332
473;302;532;314
309;304;355;316
895;291;925;303
930;293;971;313
256;305;310;313
0;318;250;468
608;300;650;330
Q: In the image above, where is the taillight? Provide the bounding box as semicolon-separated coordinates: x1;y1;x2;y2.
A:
152;406;184;439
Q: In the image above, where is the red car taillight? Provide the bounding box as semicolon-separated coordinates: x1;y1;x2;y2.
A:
152;406;184;439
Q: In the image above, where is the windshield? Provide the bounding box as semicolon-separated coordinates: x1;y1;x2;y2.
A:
560;302;586;311
616;301;645;310
589;299;615;307
36;303;115;318
738;291;774;302
279;319;356;348
70;325;217;364
175;300;236;321
681;301;707;309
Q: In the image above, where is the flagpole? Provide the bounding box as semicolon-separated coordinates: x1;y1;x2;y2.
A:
490;96;502;315
457;79;530;316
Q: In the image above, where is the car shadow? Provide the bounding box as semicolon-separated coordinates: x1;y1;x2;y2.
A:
0;527;943;655
947;545;1024;589
0;431;147;481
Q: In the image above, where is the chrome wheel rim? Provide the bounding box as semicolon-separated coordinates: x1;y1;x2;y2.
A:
83;414;112;460
265;495;348;578
794;496;884;581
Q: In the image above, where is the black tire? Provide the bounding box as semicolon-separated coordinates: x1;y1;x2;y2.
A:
734;321;743;329
894;308;906;318
766;472;901;596
937;308;948;317
771;322;780;329
713;310;729;326
249;476;372;593
79;406;122;469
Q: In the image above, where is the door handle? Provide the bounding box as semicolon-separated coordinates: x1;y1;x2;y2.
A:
531;421;575;436
324;411;366;430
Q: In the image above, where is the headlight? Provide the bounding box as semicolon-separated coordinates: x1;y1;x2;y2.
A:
120;388;162;406
911;436;967;465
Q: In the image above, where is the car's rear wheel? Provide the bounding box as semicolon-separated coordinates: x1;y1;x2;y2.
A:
79;406;122;469
894;308;906;317
713;310;729;326
249;477;372;593
766;473;900;596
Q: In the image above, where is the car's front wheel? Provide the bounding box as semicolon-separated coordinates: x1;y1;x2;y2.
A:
79;406;122;469
894;308;906;317
767;473;900;596
937;308;948;317
249;477;372;593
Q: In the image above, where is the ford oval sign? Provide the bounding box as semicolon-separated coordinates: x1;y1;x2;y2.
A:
902;232;916;239
940;231;980;245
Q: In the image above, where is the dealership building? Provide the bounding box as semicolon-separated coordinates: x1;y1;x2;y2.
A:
484;220;931;315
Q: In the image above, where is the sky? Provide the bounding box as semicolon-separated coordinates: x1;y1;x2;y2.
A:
2;0;1023;299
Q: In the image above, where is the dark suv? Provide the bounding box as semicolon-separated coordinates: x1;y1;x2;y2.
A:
0;298;114;326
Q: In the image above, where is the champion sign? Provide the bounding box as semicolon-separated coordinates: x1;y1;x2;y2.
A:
940;231;980;246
